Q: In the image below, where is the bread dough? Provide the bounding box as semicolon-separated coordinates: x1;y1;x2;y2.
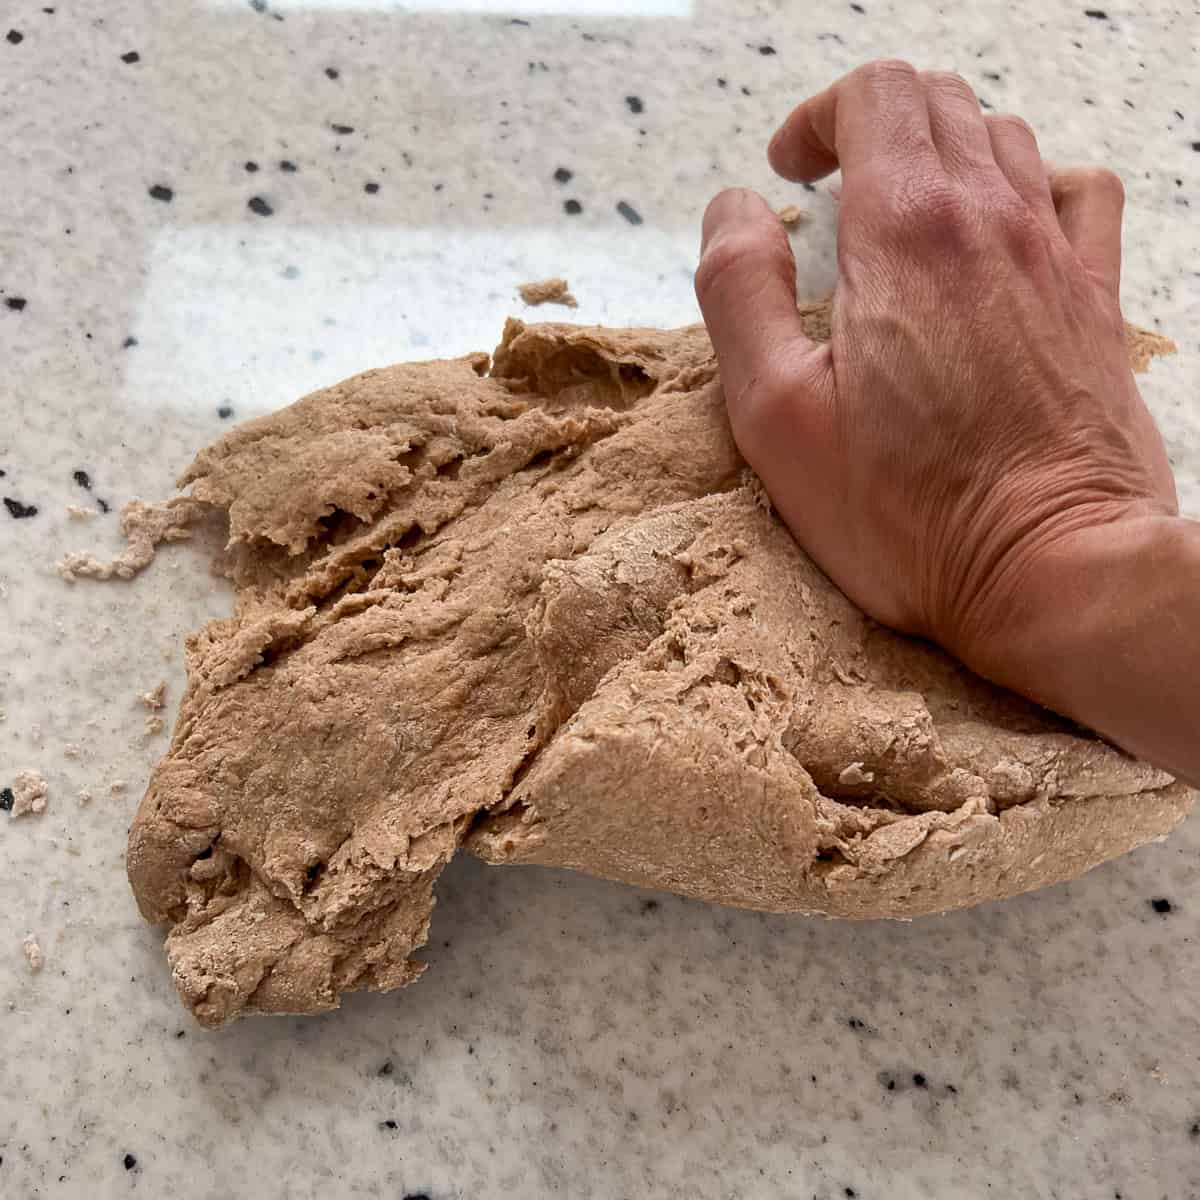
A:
126;302;1192;1026
11;769;48;817
518;277;578;308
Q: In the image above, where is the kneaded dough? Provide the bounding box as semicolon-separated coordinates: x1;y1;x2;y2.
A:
127;301;1192;1026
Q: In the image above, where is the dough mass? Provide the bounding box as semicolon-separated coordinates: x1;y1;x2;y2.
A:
127;303;1192;1026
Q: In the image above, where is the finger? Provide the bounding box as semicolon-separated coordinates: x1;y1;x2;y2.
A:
768;58;937;184
695;188;830;450
920;71;993;175
985;113;1056;222
1050;166;1125;299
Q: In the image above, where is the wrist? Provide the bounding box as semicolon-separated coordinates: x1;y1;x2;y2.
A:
956;513;1196;752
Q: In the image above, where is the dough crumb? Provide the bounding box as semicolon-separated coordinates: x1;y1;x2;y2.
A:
57;496;208;583
838;762;876;786
776;204;809;229
138;682;167;710
144;715;165;738
63;743;81;759
11;769;48;817
67;504;99;520
110;780;128;797
22;934;45;973
78;788;93;807
517;277;578;308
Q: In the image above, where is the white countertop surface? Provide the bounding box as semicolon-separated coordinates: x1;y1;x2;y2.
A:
2;1;1198;1197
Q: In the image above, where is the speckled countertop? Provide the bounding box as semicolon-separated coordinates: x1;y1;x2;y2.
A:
2;1;1199;1197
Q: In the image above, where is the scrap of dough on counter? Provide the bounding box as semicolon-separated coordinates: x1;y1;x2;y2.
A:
122;298;1188;1027
67;504;99;520
10;769;48;817
22;935;45;973
78;788;93;807
57;496;208;583
144;716;166;737
139;682;167;710
517;277;578;308
776;204;809;228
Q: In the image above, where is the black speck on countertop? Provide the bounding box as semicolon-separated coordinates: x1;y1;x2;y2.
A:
279;159;297;172
4;497;38;519
1150;897;1173;914
73;469;92;489
1084;7;1109;18
379;1119;398;1130
850;2;865;10
553;166;572;183
983;70;1002;80
364;181;380;194
217;404;234;419
616;200;643;225
120;50;139;63
174;1030;186;1038
6;296;27;311
625;94;643;114
122;1154;137;1171
247;196;273;217
244;160;259;173
97;497;110;513
564;198;582;215
6;29;24;45
378;1059;394;1076
402;1194;432;1200
148;184;174;203
249;0;267;10
331;123;355;135
1190;1120;1200;1138
758;43;776;55
325;66;339;79
1;788;14;812
123;335;138;348
1191;141;1200;152
913;1072;928;1088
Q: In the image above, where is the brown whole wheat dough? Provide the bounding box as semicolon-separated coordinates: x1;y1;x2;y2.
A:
125;300;1192;1027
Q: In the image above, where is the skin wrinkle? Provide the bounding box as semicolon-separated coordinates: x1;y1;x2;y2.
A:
123;307;1192;1027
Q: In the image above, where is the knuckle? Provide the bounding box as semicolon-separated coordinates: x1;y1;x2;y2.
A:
923;70;976;100
694;233;753;300
859;57;918;86
889;173;970;236
1080;165;1125;202
987;112;1037;143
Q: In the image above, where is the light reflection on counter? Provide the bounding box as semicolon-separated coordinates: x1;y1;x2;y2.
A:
127;225;702;416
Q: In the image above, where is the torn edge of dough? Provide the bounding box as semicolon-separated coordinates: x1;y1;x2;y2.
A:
776;204;809;229
56;496;208;583
9;769;48;817
517;277;578;308
22;934;44;973
139;682;167;710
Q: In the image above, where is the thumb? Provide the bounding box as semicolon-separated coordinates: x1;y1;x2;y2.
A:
694;187;833;476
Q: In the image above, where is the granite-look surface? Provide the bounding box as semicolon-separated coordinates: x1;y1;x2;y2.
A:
2;1;1198;1197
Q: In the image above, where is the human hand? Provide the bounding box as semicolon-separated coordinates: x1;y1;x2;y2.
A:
694;60;1178;677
